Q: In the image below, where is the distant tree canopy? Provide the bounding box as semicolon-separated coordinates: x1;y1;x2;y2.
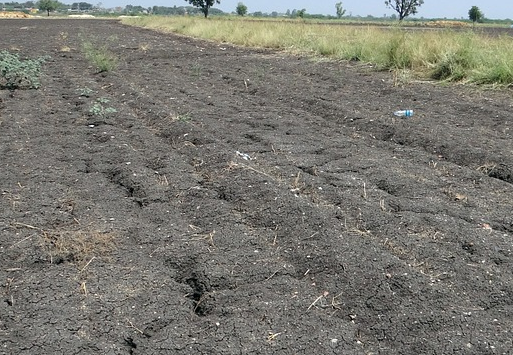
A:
151;5;223;15
184;0;219;18
0;1;36;9
335;2;346;19
468;6;484;24
152;5;186;15
124;4;145;13
384;0;424;20
236;2;247;16
37;0;60;15
250;8;335;19
70;2;92;10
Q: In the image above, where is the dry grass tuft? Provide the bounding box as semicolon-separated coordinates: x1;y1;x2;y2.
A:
138;43;151;52
10;220;118;269
39;226;117;268
477;163;497;175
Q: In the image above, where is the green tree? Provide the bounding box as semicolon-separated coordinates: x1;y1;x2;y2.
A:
468;6;483;24
297;8;306;18
384;0;424;20
335;2;346;19
185;0;220;18
124;4;145;13
37;0;60;15
236;2;247;16
75;1;93;10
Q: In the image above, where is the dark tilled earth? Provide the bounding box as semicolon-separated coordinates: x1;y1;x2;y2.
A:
1;19;513;354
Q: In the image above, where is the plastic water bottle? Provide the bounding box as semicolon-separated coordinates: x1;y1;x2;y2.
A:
394;109;414;117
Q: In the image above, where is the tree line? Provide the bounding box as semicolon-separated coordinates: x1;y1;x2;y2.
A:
5;0;490;23
186;0;489;23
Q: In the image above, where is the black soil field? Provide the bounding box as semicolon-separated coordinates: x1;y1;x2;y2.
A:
1;19;513;354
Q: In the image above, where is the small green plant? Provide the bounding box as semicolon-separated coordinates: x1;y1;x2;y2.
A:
89;97;117;118
190;63;203;77
76;87;95;97
0;50;49;90
81;38;118;73
174;112;192;121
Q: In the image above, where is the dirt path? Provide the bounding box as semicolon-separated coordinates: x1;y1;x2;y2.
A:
1;19;513;354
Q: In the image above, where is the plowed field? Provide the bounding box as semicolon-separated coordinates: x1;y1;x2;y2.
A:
1;19;513;354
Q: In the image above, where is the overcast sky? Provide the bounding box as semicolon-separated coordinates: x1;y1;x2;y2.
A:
105;0;513;20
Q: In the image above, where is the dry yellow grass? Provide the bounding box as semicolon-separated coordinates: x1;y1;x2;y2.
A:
0;11;31;18
424;20;471;28
40;227;117;268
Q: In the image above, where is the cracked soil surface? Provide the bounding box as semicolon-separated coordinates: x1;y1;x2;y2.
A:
1;19;513;354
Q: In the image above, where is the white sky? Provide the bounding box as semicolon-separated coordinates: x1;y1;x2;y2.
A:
103;0;513;20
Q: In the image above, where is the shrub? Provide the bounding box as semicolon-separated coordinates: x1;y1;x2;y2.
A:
0;50;48;90
431;50;472;81
81;40;118;73
431;37;475;81
385;33;412;69
475;59;513;86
